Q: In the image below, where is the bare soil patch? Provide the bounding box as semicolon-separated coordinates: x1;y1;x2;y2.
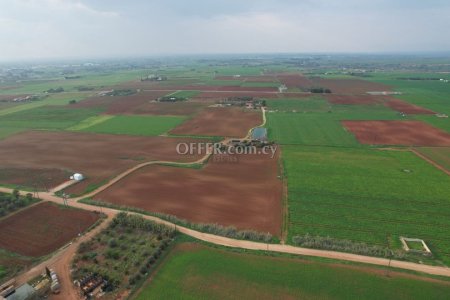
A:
170;107;262;137
325;94;386;105
0;168;70;190
72;91;173;114
342;120;450;146
0;202;99;257
94;152;283;235
0;94;31;101
384;99;435;115
0;131;207;194
277;74;313;89
196;91;279;99
311;78;391;94
160;85;278;92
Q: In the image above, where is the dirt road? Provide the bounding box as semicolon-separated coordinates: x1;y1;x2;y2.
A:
2;187;449;279
12;212;113;300
2;108;450;300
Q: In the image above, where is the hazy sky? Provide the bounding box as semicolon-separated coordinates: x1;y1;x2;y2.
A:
1;0;450;61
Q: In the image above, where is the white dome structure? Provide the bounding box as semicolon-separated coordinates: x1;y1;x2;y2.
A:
70;173;85;181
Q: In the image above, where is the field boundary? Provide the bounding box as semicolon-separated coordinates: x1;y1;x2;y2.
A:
378;147;450;176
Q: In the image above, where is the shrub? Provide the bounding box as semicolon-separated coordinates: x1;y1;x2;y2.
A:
108;238;118;248
292;234;407;259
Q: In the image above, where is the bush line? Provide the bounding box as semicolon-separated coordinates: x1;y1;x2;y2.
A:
79;198;274;243
292;234;410;260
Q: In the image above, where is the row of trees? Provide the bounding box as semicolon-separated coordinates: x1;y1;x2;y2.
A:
0;190;36;217
292;234;407;259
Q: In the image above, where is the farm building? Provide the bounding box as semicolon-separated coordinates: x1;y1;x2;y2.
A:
70;173;84;181
3;283;36;300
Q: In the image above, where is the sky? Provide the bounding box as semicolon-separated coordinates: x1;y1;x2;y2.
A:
1;0;450;61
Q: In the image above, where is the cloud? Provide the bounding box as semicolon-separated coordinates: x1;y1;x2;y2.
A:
0;0;449;61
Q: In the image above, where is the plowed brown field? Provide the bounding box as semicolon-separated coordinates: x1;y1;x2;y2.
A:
0;202;99;257
342;120;450;146
94;152;282;235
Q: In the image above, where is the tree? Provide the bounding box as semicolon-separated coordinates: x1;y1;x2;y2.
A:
25;193;33;202
12;189;20;200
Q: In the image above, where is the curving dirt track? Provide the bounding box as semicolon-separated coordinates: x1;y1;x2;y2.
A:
170;107;262;137
1;187;450;280
94;151;282;235
343;120;450;146
0;131;208;194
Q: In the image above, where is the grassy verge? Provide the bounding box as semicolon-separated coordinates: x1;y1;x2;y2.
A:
133;239;450;300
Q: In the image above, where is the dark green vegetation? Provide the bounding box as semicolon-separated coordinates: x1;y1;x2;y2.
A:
72;213;175;298
135;242;450;300
0;106;101;131
283;146;450;264
0;190;38;218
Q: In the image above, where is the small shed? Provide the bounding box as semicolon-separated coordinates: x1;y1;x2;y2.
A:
70;173;84;181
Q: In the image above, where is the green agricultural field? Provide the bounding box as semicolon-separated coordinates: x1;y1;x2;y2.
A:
0;70;145;95
135;242;450;300
266;102;405;146
0;92;91;117
241;81;280;88
67;115;114;131
267;113;359;146
0;127;23;140
367;73;450;125
265;96;330;112
414;147;450;172
283;146;450;264
0;106;101;131
80;115;186;136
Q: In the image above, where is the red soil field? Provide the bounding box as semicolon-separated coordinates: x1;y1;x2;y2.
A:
325;94;385;105
384;99;435;115
0;94;31;101
159;85;279;92
215;75;279;83
310;78;391;94
342;120;450;146
0;131;207;194
0;168;70;190
72;91;173;114
0;202;99;257
196;91;279;99
170;107;262;137
277;74;313;89
94;152;282;235
126;101;209;116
